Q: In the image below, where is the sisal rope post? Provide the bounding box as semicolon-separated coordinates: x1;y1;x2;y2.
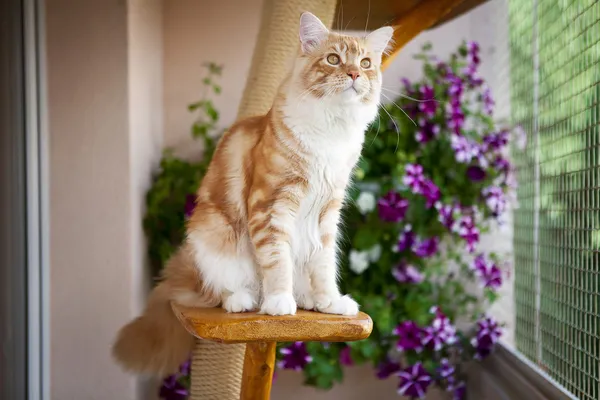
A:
190;341;245;399
189;1;338;399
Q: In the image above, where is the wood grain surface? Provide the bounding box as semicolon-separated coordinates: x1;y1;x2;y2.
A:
172;305;373;344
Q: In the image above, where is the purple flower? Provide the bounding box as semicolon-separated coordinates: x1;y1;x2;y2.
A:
422;307;457;351
416;119;440;143
421;179;441;208
473;255;502;289
466;165;486;182
451;135;474;163
437;358;455;379
403;164;426;193
467;40;481;66
278;342;312;371
447;74;464;100
397;363;432;399
482;186;506;216
483;130;509;152
376;358;401;379
483;87;494;114
179;358;191;376
471;315;502;359
463;65;484;87
159;375;189;400
455;216;480;253
396;226;415;252
339;346;353;366
447;104;465;135
184;193;196;218
378;191;409;222
393;321;424;352
413;237;439;258
418;85;437;117
494;157;511;173
452;381;467;399
472;143;490;168
392;262;424;284
436;202;458;229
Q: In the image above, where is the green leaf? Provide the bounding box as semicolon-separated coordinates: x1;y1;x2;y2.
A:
188;101;204;111
203;101;219;122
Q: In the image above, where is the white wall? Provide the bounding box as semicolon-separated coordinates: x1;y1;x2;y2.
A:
46;0;163;399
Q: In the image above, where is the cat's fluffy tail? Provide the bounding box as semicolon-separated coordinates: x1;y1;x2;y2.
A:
112;243;219;376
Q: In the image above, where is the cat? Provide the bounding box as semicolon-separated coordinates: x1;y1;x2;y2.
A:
112;11;393;376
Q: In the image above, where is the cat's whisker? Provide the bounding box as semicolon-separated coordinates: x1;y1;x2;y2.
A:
381;87;444;104
368;111;382;148
381;92;417;127
344;17;356;31
378;103;401;153
364;0;371;33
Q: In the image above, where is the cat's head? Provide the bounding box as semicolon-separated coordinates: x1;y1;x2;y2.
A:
294;12;393;105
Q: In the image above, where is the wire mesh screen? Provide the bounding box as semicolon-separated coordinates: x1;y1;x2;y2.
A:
509;0;600;399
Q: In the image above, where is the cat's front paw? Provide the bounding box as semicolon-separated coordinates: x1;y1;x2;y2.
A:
223;290;257;313
314;294;359;316
260;293;297;316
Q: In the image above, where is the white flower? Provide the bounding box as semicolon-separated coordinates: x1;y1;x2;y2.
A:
356;192;376;214
368;244;382;262
349;250;370;274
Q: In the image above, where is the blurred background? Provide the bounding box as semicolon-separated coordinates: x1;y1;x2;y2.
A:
1;0;597;399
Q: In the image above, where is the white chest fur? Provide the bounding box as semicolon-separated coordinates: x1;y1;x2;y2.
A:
282;97;376;268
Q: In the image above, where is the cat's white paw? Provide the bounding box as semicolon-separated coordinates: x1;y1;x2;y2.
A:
223;290;257;313
260;293;297;316
295;291;315;310
314;294;359;316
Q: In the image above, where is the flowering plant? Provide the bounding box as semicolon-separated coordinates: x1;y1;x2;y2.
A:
275;41;522;398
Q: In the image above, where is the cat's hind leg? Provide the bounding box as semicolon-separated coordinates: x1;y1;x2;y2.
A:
187;208;259;313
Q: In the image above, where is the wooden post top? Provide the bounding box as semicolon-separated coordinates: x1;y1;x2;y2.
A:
171;304;373;344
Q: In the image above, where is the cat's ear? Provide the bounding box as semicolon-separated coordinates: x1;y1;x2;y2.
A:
366;26;394;55
299;12;329;54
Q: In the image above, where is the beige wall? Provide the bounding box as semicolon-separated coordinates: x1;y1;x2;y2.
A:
163;0;263;159
46;0;163;399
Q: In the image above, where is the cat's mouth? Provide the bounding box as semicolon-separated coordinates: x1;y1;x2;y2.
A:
343;83;360;94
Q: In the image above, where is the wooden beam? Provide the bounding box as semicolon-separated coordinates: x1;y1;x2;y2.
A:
382;0;466;71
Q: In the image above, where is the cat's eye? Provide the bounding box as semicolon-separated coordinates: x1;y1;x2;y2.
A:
326;54;340;65
360;58;372;68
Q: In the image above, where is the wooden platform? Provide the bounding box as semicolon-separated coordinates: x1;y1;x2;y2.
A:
172;304;373;344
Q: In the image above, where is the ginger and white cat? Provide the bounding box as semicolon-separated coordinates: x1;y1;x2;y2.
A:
113;12;393;376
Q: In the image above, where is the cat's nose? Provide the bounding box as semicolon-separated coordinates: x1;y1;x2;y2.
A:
347;71;360;81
